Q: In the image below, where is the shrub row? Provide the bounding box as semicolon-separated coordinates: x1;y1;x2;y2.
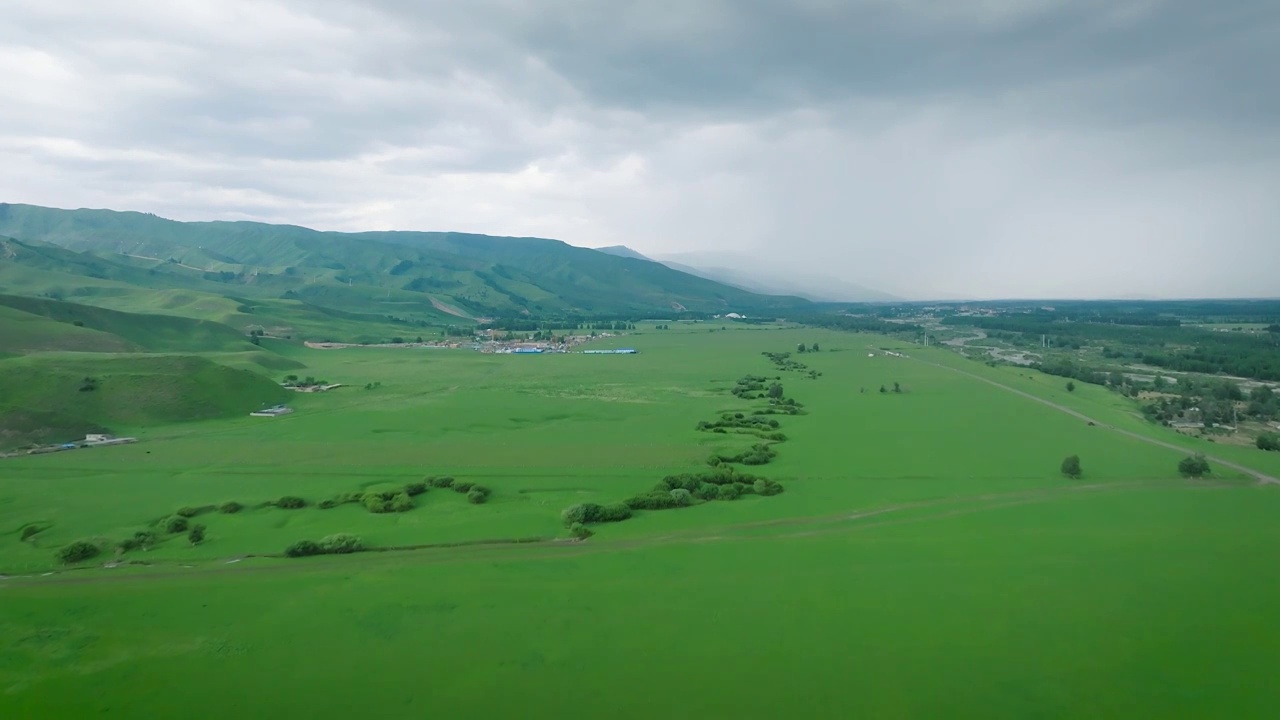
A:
561;502;633;526
285;533;365;558
709;443;778;466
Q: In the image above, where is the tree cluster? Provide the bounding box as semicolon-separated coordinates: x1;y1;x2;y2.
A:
1257;432;1280;452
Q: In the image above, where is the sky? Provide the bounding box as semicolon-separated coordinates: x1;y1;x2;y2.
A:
1;1;1278;300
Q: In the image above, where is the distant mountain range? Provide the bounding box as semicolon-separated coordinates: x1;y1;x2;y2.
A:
0;204;814;339
593;246;896;303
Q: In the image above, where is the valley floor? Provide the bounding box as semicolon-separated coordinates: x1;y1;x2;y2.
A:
3;325;1279;718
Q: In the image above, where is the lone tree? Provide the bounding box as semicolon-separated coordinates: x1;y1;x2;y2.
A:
797;343;807;353
811;343;820;352
767;382;784;399
1178;453;1212;478
893;382;902;394
879;385;887;393
1066;381;1076;392
1060;455;1082;479
188;524;206;545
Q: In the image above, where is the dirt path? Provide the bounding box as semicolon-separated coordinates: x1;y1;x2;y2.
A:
915;357;1280;486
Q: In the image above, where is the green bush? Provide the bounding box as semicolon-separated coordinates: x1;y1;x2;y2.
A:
694;482;720;500
20;525;41;541
569;523;593;539
285;540;322;557
625;492;681;510
1178;454;1211;478
1061;455;1082;479
561;504;589;526
176;506;200;518
318;499;338;509
428;476;455;488
56;540;101;564
467;489;487;504
276;496;306;509
163;516;189;533
403;481;428;497
391;492;414;512
561;502;631;525
219;501;243;514
188;524;206;545
670;488;693;506
319;533;363;554
1258;432;1280;452
119;529;157;552
453;481;475;493
753;479;784;496
716;484;741;500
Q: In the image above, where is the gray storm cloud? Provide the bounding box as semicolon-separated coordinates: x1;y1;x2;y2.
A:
0;0;1277;299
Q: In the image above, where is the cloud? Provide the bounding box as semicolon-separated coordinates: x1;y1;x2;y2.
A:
0;0;1277;298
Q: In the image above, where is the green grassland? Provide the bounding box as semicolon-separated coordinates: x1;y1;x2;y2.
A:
2;324;1279;718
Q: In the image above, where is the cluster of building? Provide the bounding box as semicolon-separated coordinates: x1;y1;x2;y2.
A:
250;405;294;417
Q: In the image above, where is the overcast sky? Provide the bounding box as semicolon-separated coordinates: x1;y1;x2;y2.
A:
2;1;1278;299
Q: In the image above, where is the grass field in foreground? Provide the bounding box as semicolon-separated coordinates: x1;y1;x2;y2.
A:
2;324;1279;718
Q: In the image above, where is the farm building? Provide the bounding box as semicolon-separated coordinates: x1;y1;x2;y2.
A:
250;405;294;417
583;348;638;355
512;347;544;354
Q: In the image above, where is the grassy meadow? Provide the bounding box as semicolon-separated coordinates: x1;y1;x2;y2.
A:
3;323;1280;718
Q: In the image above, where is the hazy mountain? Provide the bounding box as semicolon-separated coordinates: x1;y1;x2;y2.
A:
593;245;653;262
0;204;812;322
652;251;898;303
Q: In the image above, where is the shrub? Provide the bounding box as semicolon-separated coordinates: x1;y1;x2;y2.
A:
753;479;784;496
319;533;363;554
163;516;189;533
56;540;101;564
453;481;475;493
219;501;243;514
625;492;681;510
694;482;720;501
119;529;157;552
1258;433;1280;452
561;504;589;526
188;524;206;545
428;476;455;488
318;499;338;509
467;489;487;504
569;522;594;539
670;489;693;506
365;494;392;513
176;506;200;518
597;503;632;522
276;496;306;509
1060;455;1082;479
1178;453;1211;478
391;492;415;512
717;484;741;500
403;481;428;497
285;540;322;557
20;525;41;541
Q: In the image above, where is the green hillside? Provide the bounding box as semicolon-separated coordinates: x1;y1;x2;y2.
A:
0;203;810;318
0;354;289;448
0;304;140;354
0;294;254;353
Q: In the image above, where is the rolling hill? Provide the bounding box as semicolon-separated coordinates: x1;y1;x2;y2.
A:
0;204;813;327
